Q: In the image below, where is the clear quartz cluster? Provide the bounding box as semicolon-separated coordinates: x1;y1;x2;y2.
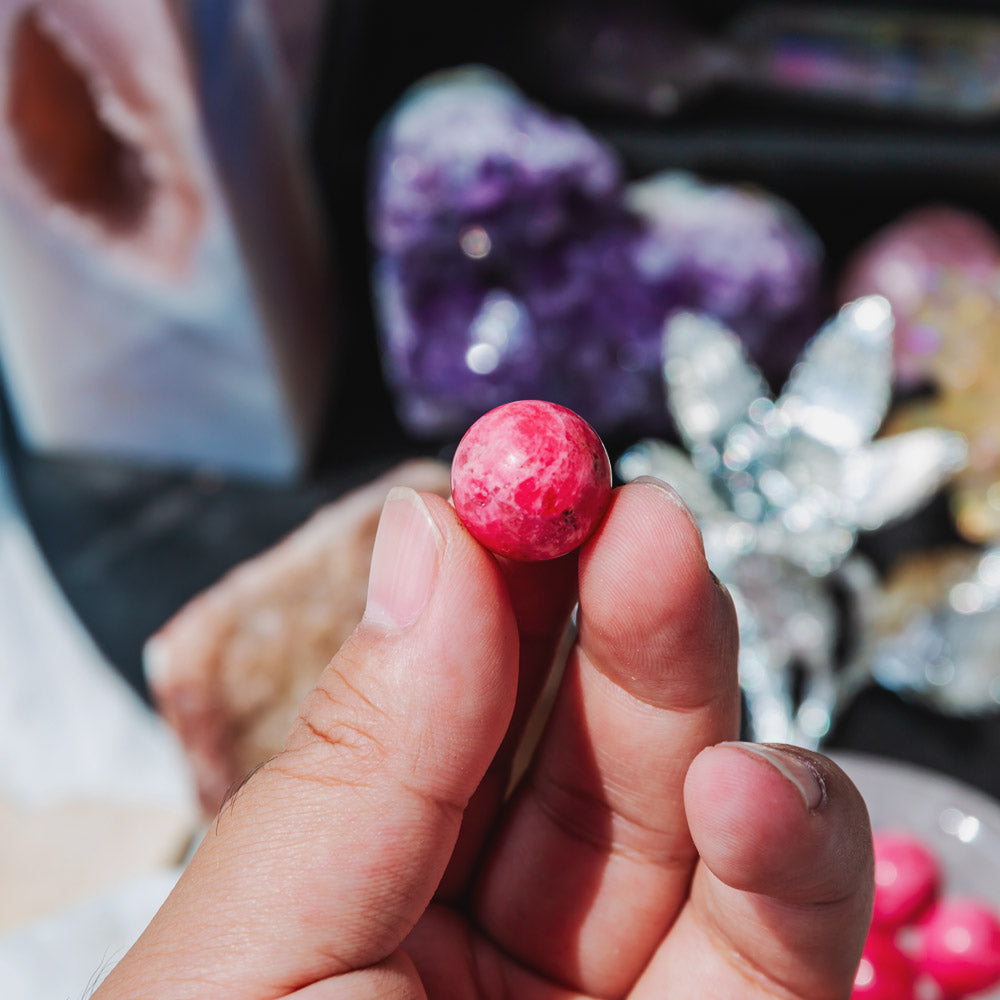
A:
618;296;969;745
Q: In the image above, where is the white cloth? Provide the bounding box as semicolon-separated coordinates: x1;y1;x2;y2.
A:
0;447;196;995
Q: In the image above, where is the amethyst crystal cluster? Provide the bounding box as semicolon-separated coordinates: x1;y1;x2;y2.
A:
369;67;824;438
627;173;825;385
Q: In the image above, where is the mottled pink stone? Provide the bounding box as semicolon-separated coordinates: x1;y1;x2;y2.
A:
451;400;612;561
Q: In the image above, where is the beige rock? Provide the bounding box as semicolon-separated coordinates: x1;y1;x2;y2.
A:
145;460;452;815
0;795;191;933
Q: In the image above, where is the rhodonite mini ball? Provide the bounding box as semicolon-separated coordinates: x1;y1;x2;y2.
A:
451;400;612;561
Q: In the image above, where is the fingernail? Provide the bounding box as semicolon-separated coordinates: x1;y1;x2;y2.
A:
632;475;704;547
363;487;443;629
721;741;827;811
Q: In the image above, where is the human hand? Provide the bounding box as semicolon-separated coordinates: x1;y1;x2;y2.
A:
94;478;873;999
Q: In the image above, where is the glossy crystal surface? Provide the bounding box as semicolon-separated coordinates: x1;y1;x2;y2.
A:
618;297;968;744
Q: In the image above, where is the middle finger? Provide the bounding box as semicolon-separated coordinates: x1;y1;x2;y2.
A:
473;479;741;997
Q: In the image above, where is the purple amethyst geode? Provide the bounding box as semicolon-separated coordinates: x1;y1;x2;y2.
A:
626;172;826;385
369;66;825;439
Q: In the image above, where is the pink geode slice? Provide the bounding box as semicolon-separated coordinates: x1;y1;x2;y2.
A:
451;400;612;561
0;0;205;279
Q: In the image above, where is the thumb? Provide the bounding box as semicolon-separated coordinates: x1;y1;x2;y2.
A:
96;489;519;999
640;742;873;999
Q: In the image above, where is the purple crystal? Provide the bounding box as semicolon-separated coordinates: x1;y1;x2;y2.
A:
627;172;825;385
369;67;825;438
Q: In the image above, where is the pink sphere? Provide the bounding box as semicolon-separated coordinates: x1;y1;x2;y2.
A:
451;400;612;561
915;898;1000;997
872;831;940;928
852;934;918;1000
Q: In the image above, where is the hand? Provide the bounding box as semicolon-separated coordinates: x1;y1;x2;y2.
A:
95;478;873;999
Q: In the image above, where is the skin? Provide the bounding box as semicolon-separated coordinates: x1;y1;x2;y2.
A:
94;478;874;1000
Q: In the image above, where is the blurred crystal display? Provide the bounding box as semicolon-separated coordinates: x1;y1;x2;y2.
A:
618;296;968;745
729;5;1000;121
368;66;823;438
531;3;1000;123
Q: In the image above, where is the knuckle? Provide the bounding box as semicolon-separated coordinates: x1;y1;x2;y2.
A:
287;670;391;779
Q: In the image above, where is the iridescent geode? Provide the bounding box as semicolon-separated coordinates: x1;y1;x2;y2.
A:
369;67;824;439
838;205;1000;386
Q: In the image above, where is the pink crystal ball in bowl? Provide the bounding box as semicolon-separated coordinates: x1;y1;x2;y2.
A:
451;400;613;561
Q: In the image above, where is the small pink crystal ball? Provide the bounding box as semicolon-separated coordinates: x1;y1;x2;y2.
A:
451;400;612;561
872;831;940;928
